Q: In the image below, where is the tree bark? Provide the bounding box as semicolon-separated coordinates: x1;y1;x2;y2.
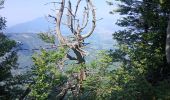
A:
166;15;170;65
53;0;96;98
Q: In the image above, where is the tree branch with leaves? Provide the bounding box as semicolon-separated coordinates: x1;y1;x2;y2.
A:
27;0;97;99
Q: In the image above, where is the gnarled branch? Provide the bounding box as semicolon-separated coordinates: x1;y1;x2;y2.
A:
56;0;66;45
81;0;96;39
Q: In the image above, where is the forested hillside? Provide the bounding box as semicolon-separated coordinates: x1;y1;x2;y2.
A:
0;0;170;99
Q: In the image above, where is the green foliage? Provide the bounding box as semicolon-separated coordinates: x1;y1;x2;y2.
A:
80;51;113;100
154;79;170;99
22;0;170;99
0;34;16;56
109;66;155;100
0;33;25;99
107;0;170;99
80;51;153;99
28;48;67;99
0;1;15;57
0;0;6;30
0;1;25;99
38;32;55;44
0;17;6;30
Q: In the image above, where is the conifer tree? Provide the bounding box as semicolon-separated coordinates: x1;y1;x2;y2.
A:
107;0;170;99
0;0;24;99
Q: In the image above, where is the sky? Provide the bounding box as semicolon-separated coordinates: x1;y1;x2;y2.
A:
0;0;121;39
0;0;117;26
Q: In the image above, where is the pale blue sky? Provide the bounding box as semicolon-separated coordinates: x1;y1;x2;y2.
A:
0;0;116;26
0;0;121;39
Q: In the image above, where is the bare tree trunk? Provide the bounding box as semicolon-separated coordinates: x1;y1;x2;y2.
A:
166;15;170;65
48;0;96;98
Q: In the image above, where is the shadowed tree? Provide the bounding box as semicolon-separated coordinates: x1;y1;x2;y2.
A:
107;0;170;99
0;0;24;99
167;16;170;64
0;0;6;30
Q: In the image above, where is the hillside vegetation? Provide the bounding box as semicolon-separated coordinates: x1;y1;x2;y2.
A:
0;0;170;100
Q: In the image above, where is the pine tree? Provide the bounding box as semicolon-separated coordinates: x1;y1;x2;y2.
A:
107;0;170;99
109;0;170;84
0;0;24;99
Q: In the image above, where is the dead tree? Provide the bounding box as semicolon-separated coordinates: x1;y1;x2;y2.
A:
48;0;96;98
53;0;96;63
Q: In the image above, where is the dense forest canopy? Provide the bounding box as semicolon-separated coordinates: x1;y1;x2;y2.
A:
0;0;170;99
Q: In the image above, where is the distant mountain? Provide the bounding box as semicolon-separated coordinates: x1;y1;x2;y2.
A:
5;17;51;33
5;16;116;50
4;17;116;72
6;33;53;72
6;32;114;71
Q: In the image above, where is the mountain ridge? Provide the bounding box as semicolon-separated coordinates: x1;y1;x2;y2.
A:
5;17;50;33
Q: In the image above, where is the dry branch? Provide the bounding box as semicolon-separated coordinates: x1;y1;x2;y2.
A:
81;0;96;39
53;0;97;98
